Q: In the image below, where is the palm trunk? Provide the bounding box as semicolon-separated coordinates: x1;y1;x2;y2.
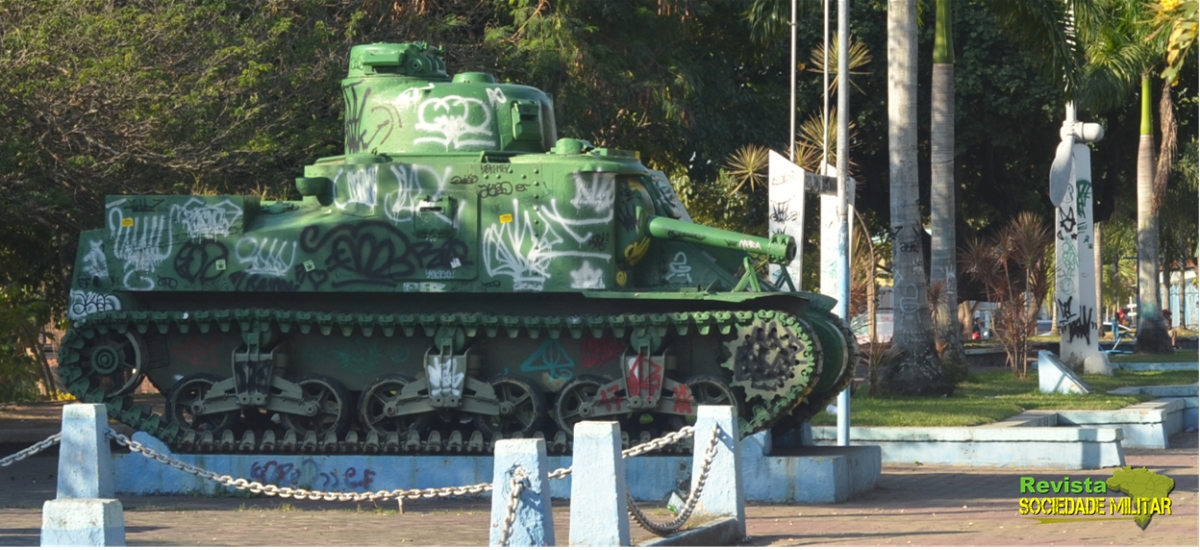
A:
886;0;950;395
1094;221;1103;334
1135;75;1172;353
931;0;964;366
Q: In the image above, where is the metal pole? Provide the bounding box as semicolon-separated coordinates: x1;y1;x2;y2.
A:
823;0;830;171
790;0;797;162
792;0;805;283
835;0;851;447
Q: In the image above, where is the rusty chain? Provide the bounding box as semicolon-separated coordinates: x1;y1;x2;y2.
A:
107;423;716;539
626;424;721;536
105;424;697;504
496;468;527;547
0;432;61;468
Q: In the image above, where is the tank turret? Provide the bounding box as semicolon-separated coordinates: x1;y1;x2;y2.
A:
341;42;556;155
57;42;857;456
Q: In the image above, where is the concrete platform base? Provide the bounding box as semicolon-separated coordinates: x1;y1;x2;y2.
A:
112;431;880;504
41;498;125;546
812;425;1126;469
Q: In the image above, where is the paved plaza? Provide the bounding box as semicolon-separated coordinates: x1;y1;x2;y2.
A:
0;424;1194;546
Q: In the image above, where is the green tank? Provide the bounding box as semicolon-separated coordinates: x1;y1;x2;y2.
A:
57;42;857;454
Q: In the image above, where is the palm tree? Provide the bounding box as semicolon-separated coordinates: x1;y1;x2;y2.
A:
1074;0;1173;352
886;0;952;395
931;0;965;365
990;0;1177;353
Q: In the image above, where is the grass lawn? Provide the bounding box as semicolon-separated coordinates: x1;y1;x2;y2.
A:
1108;350;1198;363
808;369;1199;427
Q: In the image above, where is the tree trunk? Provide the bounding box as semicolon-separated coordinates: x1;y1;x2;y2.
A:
885;0;950;395
931;0;965;366
1094;221;1103;334
1135;75;1172;353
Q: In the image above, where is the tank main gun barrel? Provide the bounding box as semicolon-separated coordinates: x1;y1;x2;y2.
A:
644;215;796;265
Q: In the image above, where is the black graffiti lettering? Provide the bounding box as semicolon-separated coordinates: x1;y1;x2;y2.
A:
174;240;229;284
76;276;92;289
1057;206;1077;240
128;198;164;212
478;181;514;198
666;229;706;242
770;202;796;223
409;238;471;270
157;276;178;290
899;240;919;252
292;264;329;291
343;81;400;155
587;233;609;251
481;164;512;174
450;175;478;185
1057;296;1097;344
229;271;299;292
616;210;638;231
299;222;474;288
481;280;502;288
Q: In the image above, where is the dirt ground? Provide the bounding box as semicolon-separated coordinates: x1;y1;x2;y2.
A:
1;398;1196;547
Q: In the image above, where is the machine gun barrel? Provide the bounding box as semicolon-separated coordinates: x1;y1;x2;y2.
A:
645;215;796;265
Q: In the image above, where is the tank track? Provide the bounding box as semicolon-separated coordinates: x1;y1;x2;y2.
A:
58;306;836;455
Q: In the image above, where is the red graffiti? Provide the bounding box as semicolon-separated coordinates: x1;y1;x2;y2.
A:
581;336;626;369
672;384;694;414
599;382;624;412
625;354;663;398
174;333;222;369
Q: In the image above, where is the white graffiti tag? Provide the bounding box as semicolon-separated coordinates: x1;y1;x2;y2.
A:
665;252;693;284
486;87;507;107
82;240;109;279
385;164;457;226
413;96;495;150
235;237;297;277
108;207;174;291
570;261;606;289
426;355;465;399
569;172;616;214
170;198;243;240
482;200;609;291
68;290;121;320
333;165;378;212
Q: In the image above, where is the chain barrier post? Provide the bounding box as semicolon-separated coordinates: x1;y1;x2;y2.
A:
488;439;554;547
569;421;629;546
693;405;745;537
42;404;126;546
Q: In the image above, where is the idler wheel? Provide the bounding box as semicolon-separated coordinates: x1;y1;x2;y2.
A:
668;375;739;431
553;375;609;435
167;373;233;433
281;374;351;438
79;332;145;397
473;374;544;437
358;374;428;437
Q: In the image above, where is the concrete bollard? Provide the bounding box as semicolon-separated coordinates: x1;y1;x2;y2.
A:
489;439;554;546
42;404;125;546
692;405;745;537
568;421;630;546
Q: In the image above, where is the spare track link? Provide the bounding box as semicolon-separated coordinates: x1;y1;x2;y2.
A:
57;307;827;455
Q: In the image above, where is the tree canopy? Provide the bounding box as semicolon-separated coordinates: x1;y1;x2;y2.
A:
0;0;1195;398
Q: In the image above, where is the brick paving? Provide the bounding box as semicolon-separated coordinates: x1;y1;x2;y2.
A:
1;430;1194;546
